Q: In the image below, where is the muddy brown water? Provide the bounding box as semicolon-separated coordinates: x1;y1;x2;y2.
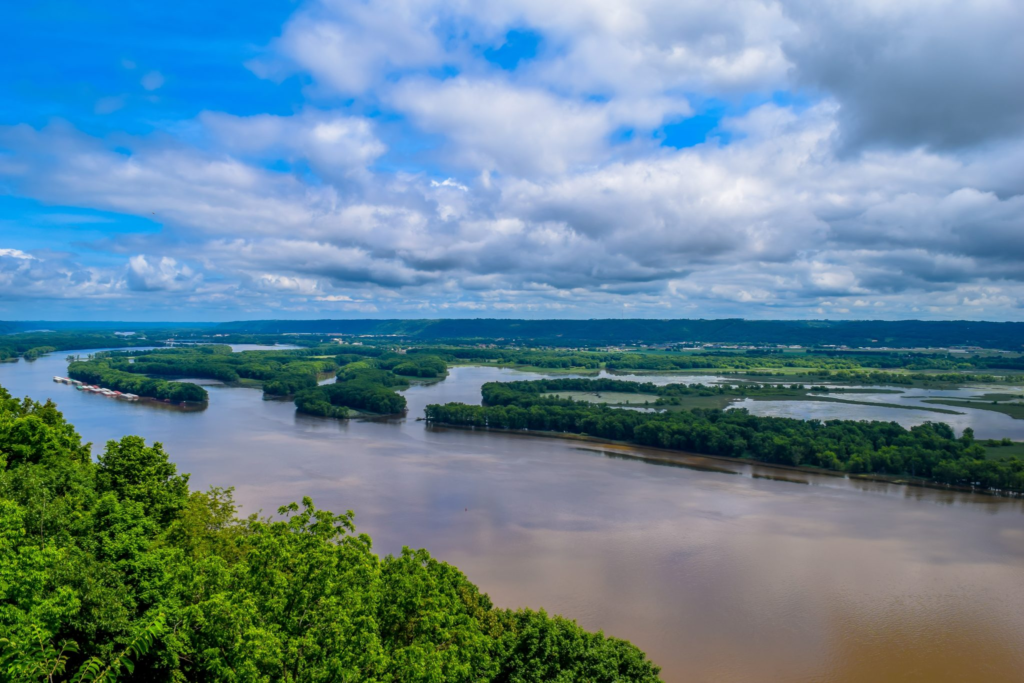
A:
4;352;1023;682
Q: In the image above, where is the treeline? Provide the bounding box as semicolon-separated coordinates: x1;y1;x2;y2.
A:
21;346;55;361
426;381;1024;494
0;332;158;361
69;345;447;413
757;369;1006;384
209;317;1024;349
100;346;344;397
818;351;1024;372
68;359;208;403
409;347;853;371
293;350;448;418
406;346;1014;383
479;378;815;407
295;362;410;417
409;346;604;369
378;353;448;378
0;385;661;682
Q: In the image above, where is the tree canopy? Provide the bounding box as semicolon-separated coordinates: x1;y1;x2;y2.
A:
426;379;1024;494
0;383;661;682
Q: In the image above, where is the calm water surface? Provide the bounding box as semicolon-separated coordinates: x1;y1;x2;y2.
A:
4;353;1024;683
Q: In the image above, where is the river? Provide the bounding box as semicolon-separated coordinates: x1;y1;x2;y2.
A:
4;351;1024;682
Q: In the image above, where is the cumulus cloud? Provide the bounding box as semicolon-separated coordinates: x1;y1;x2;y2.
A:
780;0;1024;151
1;0;1022;319
0;249;121;301
126;255;201;292
200;110;386;180
251;0;444;93
140;71;165;91
392;77;682;175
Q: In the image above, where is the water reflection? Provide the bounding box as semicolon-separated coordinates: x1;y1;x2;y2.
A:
732;396;1024;439
2;355;1023;682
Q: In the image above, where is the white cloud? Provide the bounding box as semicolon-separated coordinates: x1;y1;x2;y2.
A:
2;0;1023;319
391;77;683;175
0;248;36;260
141;71;165;91
200;110;386;179
252;0;444;93
126;255;200;292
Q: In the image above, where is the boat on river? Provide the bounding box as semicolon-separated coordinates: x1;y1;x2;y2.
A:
54;376;138;400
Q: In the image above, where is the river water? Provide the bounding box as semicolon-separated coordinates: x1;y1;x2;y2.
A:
4;352;1024;682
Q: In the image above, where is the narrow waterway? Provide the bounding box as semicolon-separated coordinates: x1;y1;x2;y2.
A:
3;352;1024;683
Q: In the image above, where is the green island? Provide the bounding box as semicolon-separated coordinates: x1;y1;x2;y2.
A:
922;394;1024;420
391;345;1024;387
531;378;961;414
0;385;661;682
424;378;1024;494
66;345;449;418
1;332;160;363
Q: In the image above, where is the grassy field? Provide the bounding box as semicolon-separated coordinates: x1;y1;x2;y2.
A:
545;388;964;414
544;391;660;405
452;361;601;374
744;394;962;414
983;442;1024;460
923;399;1024;419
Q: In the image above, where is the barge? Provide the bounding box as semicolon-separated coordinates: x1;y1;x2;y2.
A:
53;376;138;400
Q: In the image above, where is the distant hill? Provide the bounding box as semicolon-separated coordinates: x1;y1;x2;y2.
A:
210;318;1024;349
1;321;217;333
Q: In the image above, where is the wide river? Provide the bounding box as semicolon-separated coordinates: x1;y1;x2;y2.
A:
4;350;1024;682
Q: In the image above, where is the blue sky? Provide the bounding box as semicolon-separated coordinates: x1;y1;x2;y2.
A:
1;0;1023;321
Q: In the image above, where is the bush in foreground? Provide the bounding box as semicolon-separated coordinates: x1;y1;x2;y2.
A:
0;384;661;682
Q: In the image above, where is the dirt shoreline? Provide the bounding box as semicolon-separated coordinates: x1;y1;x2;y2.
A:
426;421;1019;497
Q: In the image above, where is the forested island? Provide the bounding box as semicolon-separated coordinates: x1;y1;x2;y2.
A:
425;379;1024;494
66;345;448;417
0;385;662;681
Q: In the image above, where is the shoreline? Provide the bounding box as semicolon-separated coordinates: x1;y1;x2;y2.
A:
426;421;1019;498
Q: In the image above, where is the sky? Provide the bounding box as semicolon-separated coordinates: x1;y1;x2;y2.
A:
1;0;1023;322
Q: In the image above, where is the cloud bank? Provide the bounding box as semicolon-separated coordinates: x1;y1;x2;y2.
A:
1;0;1022;320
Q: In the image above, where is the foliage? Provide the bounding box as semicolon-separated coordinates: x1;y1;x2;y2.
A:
426;380;1024;493
67;360;208;403
377;354;448;378
0;333;159;363
0;383;661;682
404;347;1016;384
94;347;344;398
209;318;1024;350
295;361;412;418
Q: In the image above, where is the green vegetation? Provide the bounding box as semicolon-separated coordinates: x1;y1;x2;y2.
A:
295;363;411;417
399;347;1018;386
546;391;661;405
379;354;448;378
0;332;158;362
482;377;958;414
425;379;1024;494
96;346;345;398
923;398;1024;420
21;346;56;362
983;439;1024;461
0;385;661;682
67;359;208;403
64;346;448;417
209;318;1024;350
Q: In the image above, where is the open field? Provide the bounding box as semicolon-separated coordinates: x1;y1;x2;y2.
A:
545;388;964;415
544;391;659;405
924;399;1024;420
746;394;963;414
983;442;1024;460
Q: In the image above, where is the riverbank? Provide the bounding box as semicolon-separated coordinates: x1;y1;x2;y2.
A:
426;421;1021;497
